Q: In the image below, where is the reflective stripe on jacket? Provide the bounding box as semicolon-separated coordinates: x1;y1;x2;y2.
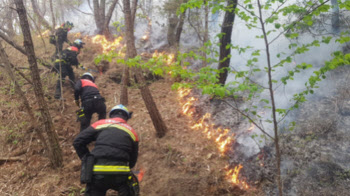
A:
73;117;139;168
93;165;130;174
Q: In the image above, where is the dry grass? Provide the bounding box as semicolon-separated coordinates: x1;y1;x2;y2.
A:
0;34;259;195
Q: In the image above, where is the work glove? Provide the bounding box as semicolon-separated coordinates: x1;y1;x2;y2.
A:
74;100;80;107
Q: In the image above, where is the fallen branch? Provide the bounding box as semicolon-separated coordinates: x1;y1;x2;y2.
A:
0;157;24;164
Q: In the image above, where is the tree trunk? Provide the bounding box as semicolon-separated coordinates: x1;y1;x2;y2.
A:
0;41;48;152
120;66;129;106
175;8;186;46
331;0;340;33
49;0;56;33
30;0;51;30
93;0;105;34
257;0;282;194
131;0;138;25
14;0;63;168
203;2;209;67
167;14;177;47
217;0;237;85
5;0;16;38
103;0;118;39
123;0;168;137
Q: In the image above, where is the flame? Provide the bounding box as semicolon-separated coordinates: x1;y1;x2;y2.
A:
227;165;249;189
142;35;148;40
151;50;174;65
91;35;123;53
178;88;249;189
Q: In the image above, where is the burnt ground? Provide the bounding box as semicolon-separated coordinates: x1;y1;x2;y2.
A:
0;35;262;195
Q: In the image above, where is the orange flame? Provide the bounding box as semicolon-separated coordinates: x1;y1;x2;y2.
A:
91;35;123;53
226;165;249;189
151;50;174;65
178;88;249;189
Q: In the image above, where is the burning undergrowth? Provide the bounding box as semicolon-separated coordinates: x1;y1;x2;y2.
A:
177;88;251;190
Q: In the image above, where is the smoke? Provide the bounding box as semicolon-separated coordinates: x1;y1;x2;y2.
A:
62;0;345;157
210;1;346;157
64;2;96;35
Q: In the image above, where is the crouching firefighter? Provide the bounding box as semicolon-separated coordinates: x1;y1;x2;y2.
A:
54;39;84;99
73;104;139;196
74;72;106;131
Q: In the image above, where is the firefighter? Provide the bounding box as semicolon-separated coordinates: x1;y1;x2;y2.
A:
74;72;106;131
54;39;84;99
50;21;74;58
73;104;139;196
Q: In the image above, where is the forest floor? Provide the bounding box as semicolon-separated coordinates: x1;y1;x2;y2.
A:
0;34;263;195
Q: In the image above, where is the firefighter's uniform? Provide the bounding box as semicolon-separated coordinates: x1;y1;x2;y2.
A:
54;46;79;99
55;27;70;55
74;77;106;131
73;117;139;196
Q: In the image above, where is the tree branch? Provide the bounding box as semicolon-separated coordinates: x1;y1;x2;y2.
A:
269;0;330;45
221;99;275;140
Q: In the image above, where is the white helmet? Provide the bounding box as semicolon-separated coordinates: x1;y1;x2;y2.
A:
109;104;132;119
82;72;94;81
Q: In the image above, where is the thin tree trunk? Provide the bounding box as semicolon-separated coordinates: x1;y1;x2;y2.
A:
217;0;237;85
123;0;167;137
100;0;106;23
131;0;138;25
49;0;56;33
257;0;282;195
331;0;340;33
203;2;209;67
120;65;129;106
93;0;105;34
5;0;16;38
14;0;63;168
167;14;177;46
0;41;48;152
175;7;186;46
30;0;51;30
103;0;118;39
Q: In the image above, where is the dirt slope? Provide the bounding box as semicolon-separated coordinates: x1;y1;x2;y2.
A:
0;34;257;196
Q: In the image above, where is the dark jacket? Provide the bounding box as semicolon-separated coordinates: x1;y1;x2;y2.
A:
73;117;139;168
54;46;79;69
55;27;69;45
74;79;102;101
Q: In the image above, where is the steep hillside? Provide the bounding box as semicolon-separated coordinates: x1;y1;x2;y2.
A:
0;34;258;195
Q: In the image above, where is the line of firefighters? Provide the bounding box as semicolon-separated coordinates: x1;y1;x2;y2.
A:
51;21;139;196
